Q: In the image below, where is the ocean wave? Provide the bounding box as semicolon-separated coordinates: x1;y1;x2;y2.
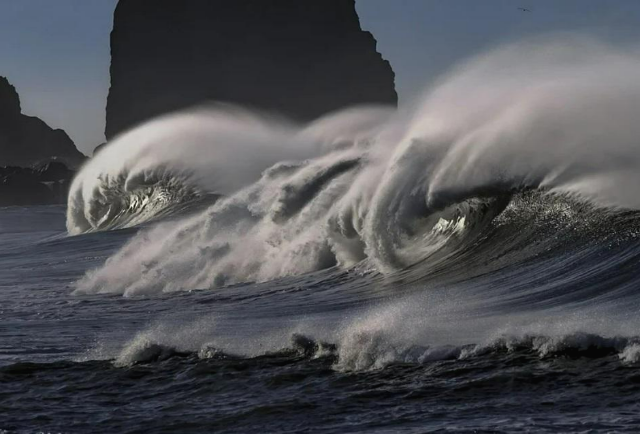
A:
71;36;640;296
67;105;392;234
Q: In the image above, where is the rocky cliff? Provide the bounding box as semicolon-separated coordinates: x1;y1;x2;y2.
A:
0;77;85;168
105;0;397;139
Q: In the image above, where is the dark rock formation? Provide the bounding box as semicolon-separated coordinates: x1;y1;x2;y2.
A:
0;77;84;205
0;162;75;206
105;0;397;139
0;76;86;168
0;77;21;117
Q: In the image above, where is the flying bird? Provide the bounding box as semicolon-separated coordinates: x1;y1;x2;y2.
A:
518;7;532;12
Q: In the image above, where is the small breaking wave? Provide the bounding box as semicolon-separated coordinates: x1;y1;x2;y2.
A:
107;329;640;373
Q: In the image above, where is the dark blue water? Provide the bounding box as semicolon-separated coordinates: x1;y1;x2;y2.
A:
3;196;640;433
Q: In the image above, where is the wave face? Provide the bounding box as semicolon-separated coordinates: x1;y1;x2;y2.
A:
71;36;640;296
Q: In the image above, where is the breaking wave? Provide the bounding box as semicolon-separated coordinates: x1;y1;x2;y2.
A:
70;36;640;296
67;104;391;234
108;331;640;371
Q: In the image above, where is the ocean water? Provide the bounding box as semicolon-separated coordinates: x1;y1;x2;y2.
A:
5;37;640;433
4;195;640;433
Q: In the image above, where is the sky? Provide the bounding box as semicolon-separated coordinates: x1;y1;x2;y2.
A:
2;0;640;155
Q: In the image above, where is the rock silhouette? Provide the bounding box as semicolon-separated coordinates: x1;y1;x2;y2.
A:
105;0;397;139
0;76;85;168
0;162;75;206
0;77;84;205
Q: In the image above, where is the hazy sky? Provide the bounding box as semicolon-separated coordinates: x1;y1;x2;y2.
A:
2;0;640;155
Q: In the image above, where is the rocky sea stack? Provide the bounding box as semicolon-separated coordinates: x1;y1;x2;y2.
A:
105;0;397;139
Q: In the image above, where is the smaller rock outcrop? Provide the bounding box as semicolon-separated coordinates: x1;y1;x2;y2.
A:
0;77;21;117
0;162;75;206
0;76;85;205
0;76;86;168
